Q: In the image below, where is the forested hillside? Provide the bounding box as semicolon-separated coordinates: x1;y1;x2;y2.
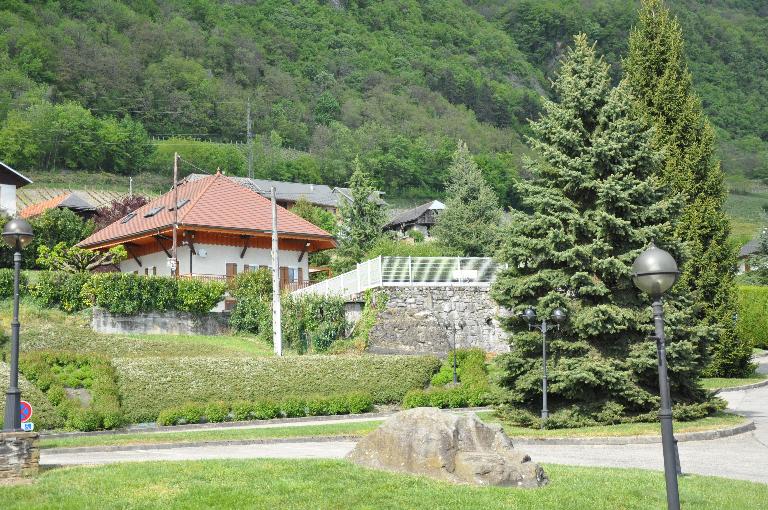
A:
0;0;765;202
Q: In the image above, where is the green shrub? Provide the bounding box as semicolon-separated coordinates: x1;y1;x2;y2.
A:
84;273;225;314
116;355;438;423
736;285;768;348
283;294;347;353
402;389;431;409
229;269;273;337
176;279;227;314
156;393;375;426
0;268;28;299
407;229;425;243
431;348;488;387
0;360;64;431
401;386;493;410
19;352;124;431
29;271;91;312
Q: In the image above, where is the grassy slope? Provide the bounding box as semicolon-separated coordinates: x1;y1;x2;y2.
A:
2;460;766;509
701;374;767;390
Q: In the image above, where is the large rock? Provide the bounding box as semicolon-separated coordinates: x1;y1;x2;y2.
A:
346;407;547;488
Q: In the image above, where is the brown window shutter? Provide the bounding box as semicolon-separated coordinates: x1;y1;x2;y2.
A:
280;267;289;288
226;263;238;278
298;267;304;283
243;264;251;273
152;266;157;275
144;268;149;276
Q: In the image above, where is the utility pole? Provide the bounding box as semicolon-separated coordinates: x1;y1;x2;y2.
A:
171;153;179;277
271;186;283;356
246;99;254;179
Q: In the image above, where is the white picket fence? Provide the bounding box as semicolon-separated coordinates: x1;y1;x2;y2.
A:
293;256;505;299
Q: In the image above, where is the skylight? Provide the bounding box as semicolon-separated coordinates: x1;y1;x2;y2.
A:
168;198;190;211
144;206;164;218
120;213;136;224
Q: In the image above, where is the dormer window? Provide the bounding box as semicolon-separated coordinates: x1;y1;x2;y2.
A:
120;213;136;224
168;199;190;211
144;206;164;218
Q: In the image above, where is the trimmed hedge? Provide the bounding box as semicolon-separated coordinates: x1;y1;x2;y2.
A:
86;273;226;314
19;352;123;431
402;386;491;409
0;268;28;299
157;393;374;426
736;285;768;348
29;271;91;312
114;355;440;423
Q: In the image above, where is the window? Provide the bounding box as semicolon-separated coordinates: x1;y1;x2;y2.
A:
168;198;190;211
120;213;136;224
287;267;301;282
243;264;260;272
144;206;164;218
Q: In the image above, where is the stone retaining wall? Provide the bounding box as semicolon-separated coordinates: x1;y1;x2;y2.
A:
91;308;230;336
367;287;510;355
0;431;39;479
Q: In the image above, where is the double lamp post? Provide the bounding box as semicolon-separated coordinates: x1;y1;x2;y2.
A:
2;218;34;432
521;243;681;510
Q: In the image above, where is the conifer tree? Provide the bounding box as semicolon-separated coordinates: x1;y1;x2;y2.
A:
493;35;711;427
624;0;752;377
432;141;502;257
334;157;386;271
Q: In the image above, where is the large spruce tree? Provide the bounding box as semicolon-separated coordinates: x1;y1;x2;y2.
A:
492;35;712;427
432;140;502;257
624;0;752;377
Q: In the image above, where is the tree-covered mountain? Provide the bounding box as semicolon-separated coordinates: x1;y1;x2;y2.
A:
0;0;765;201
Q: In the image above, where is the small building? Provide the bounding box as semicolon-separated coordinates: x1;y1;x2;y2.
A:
739;238;762;273
20;192;97;219
0;161;32;217
183;174;386;214
384;200;445;238
77;172;336;287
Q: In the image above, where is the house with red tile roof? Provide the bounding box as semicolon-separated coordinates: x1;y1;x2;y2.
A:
77;172;336;286
20;192;97;219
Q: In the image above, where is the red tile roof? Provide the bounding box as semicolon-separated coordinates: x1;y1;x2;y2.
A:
19;193;69;218
77;173;336;250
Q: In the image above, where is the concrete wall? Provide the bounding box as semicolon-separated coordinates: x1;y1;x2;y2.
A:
91;308;230;336
367;286;510;355
119;243;308;279
0;431;39;480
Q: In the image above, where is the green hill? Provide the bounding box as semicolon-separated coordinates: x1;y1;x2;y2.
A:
0;0;766;205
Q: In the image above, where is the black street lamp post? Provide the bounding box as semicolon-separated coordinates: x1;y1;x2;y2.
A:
631;242;681;510
2;218;34;432
521;307;567;420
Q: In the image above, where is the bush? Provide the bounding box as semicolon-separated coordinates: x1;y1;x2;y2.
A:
0;359;63;431
229;270;273;337
736;286;768;348
18;352;123;431
283;294;347;353
115;355;440;423
407;229;425;243
84;273;225;314
431;348;488;387
401;386;493;410
156;393;374;426
29;271;91;312
0;268;28;299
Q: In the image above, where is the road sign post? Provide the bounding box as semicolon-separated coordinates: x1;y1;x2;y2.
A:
19;400;32;423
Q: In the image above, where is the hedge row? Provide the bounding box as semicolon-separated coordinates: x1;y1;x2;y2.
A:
114;355;440;423
28;271;226;314
403;348;492;409
737;285;768;349
19;352;123;431
402;386;491;409
157;393;374;426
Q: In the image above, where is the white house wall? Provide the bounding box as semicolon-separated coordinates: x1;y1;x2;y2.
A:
0;184;16;216
119;243;308;278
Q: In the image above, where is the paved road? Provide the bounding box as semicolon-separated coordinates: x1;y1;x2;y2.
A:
40;357;768;483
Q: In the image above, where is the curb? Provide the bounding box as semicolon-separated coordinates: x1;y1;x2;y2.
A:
510;420;756;446
42;435;362;455
714;378;768;394
40;407;494;439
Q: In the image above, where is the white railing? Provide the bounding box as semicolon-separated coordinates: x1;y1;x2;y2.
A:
293;256;505;298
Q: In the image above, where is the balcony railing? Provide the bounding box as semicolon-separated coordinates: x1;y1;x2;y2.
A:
292;256;505;299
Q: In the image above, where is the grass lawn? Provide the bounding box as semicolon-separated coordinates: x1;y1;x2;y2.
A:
478;411;748;438
40;421;382;449
701;374;768;390
725;190;768;244
1;302;267;358
2;459;766;509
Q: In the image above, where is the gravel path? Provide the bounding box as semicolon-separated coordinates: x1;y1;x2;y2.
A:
40;357;768;483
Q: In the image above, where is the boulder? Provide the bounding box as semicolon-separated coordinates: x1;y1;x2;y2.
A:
346;407;547;488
